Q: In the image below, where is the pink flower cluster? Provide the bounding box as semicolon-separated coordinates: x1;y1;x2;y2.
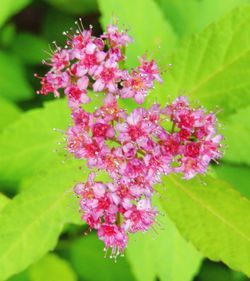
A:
35;23;161;105
36;22;223;257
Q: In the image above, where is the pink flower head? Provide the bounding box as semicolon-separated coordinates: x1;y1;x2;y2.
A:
123;200;157;233
71;108;93;128
98;224;128;256
36;71;69;97
69;29;93;53
76;47;106;76
92;122;115;139
120;70;153;104
65;85;90;108
174;156;208;179
138;56;162;83
116;108;152;143
94;93;127;122
162;96;189;117
50;49;70;71
93;59;124;93
102;25;133;48
37;22;224;255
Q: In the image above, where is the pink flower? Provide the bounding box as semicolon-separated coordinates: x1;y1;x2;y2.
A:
103;148;123;176
93;59;123;93
92;122;115;139
94;94;127;122
65;85;90;108
50;49;70;71
116;108;151;143
71;108;93;128
37;22;224;255
102;25;133;48
69;29;93;54
138;56;162;83
37;71;69;97
174;156;208;179
123;201;157;233
97;224;128;255
120;70;153;104
76;48;106;76
184;142;201;158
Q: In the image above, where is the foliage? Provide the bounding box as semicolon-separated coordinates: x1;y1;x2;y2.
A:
147;5;250;118
98;0;176;67
0;162;83;280
69;234;135;281
0;51;33;101
8;254;77;281
157;0;250;37
0;0;249;281
0;100;70;186
0;97;21;130
0;0;31;27
222;106;250;165
215;164;250;199
127;202;202;281
160;175;250;276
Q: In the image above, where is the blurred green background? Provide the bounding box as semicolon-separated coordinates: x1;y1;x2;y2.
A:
0;0;250;281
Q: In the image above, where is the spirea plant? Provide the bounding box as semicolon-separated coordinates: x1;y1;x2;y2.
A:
1;1;250;281
35;22;223;257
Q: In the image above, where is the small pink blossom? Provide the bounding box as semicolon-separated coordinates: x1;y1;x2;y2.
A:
102;25;133;48
93;59;123;93
123;201;157;233
50;49;70;71
138;56;162;83
65;85;90;108
120;70;152;104
97;224;128;255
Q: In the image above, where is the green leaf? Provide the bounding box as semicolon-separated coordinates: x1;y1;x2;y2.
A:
45;0;98;15
0;193;10;212
69;234;136;281
160;175;250;276
0;0;31;27
29;254;77;281
215;164;250;199
0;162;84;281
0;51;33;101
7;270;29;281
222;106;250;165
0;96;21;131
198;260;248;281
42;9;74;46
0;99;70;186
157;0;249;37
0;23;16;47
98;0;176;67
11;33;49;65
127;204;202;281
149;6;250;117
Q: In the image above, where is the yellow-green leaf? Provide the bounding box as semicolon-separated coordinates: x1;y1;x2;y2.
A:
29;254;77;281
0;51;33;101
127;205;202;281
0;99;70;186
0;96;21;131
150;5;250;118
0;162;84;281
0;193;10;212
223;106;250;165
98;0;176;67
160;175;250;276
